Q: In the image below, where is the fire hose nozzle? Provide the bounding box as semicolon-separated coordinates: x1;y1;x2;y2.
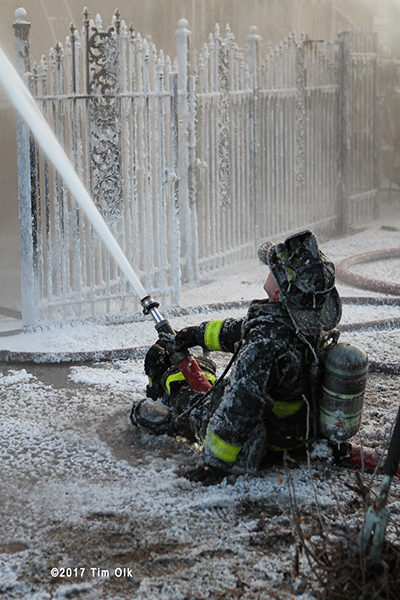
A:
141;296;213;393
141;296;160;315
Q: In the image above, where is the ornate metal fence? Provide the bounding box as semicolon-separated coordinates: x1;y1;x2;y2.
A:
194;25;257;272
13;9;378;326
193;27;378;274
256;34;342;243
13;9;180;325
343;30;379;226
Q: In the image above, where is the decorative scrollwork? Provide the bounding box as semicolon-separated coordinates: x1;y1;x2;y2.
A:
85;10;122;225
87;28;119;95
217;36;231;208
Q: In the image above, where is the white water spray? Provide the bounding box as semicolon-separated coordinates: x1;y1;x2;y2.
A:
0;46;214;391
0;45;148;301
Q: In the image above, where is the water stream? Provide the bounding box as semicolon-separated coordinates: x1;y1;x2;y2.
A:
0;46;148;302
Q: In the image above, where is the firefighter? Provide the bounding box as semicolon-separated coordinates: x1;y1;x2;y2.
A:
132;230;342;485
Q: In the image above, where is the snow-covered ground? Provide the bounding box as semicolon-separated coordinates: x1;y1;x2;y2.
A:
0;211;399;599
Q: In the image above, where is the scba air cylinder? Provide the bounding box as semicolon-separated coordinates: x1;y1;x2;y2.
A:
319;342;368;441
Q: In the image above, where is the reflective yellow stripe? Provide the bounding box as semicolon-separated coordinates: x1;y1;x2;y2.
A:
165;370;216;395
272;398;304;418
204;320;226;351
165;372;185;394
204;428;242;463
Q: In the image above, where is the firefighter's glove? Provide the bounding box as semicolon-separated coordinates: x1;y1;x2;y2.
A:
157;332;179;356
174;326;202;350
184;464;227;486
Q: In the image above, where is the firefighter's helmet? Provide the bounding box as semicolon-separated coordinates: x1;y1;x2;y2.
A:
258;230;342;336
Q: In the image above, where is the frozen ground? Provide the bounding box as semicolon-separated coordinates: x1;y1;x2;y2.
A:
0;211;400;599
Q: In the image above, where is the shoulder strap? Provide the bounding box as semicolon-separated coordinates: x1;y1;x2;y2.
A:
306;328;341;438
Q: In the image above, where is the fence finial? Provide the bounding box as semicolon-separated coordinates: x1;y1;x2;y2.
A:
14;7;27;22
176;18;191;47
13;7;31;75
176;18;190;91
248;25;258;39
177;18;190;32
247;25;260;88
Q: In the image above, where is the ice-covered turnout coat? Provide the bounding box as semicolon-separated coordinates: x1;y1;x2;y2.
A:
185;298;319;471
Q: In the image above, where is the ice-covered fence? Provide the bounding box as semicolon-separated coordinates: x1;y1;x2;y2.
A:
192;27;376;274
13;9;379;326
343;30;379;227
300;37;342;235
194;25;257;271
13;8;180;325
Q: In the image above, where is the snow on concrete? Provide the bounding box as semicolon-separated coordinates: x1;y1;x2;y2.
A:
2;300;400;358
340;328;400;363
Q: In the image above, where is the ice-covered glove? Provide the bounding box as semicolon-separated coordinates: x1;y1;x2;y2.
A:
157;332;177;349
184;464;227;486
174;326;202;350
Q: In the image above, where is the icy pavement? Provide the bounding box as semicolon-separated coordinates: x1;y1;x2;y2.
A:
1;360;399;599
0;211;400;599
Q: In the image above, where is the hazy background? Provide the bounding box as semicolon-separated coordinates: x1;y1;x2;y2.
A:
1;0;399;316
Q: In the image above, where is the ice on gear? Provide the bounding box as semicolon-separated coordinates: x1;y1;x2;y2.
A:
259;230;342;337
133;230;368;483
